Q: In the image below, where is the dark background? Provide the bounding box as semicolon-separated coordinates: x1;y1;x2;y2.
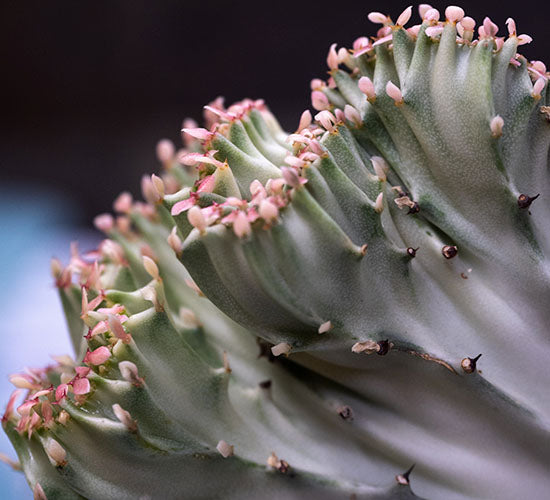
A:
2;0;549;224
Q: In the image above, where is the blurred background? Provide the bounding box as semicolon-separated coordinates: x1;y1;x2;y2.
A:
1;0;548;496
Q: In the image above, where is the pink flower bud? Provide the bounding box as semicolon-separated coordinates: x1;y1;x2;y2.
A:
445;6;464;23
460;16;475;31
181;127;214;142
531;61;547;74
532;77;547;99
386;81;404;104
296;110;312;132
396;6;412;27
318;321;332;334
142;255;160;281
151;174;165;198
506;17;516;36
310;78;325;90
281;167;303;188
167;226;183;255
418;4;433;19
334;108;345;123
368;12;388;25
424;8;440;22
483;17;498;38
233;211;251;238
188;206;207;233
112;403;137;432
285;156;307;168
216;440;234;458
374;192;384;213
93;214;114;232
156;139;175;165
141;175;160;204
358;76;376;101
271;342;291;357
113;191;133;213
344;105;362;127
326;43;339;70
259;199;279;221
311;90;330;111
268;178;286;195
45;439;66;466
119;361;144;386
108;314;132;343
371;156;389;181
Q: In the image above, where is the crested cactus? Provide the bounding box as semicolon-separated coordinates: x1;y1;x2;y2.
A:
4;4;550;499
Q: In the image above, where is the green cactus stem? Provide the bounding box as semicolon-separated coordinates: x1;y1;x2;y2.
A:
3;4;550;500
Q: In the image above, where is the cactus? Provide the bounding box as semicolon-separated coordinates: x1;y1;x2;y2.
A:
4;4;550;499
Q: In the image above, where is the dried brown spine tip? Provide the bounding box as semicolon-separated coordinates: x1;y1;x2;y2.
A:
461;353;482;373
442;245;458;259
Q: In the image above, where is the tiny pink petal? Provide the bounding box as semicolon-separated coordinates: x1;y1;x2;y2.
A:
171;197;196;216
73;377;91;395
84;346;111;366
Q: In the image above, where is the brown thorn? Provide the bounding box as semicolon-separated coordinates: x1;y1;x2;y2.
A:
442;245;458;259
518;193;540;209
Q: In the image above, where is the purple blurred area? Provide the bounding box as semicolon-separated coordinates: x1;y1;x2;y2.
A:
0;184;100;497
1;0;548;221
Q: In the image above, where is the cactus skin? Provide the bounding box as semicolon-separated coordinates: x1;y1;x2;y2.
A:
3;4;550;500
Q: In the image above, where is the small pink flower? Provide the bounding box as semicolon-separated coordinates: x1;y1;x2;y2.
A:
16;398;38;417
55;383;69;402
314;110;338;133
75;366;91;377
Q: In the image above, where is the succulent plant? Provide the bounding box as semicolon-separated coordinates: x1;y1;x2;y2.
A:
4;4;550;499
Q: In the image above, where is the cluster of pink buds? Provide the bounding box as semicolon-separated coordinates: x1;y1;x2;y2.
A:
4;356;100;438
51;242;107;291
180;177;290;239
312;4;538;84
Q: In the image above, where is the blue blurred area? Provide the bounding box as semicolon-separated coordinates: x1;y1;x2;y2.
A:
0;184;99;498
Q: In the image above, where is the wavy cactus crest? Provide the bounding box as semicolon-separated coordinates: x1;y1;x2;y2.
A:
4;4;550;500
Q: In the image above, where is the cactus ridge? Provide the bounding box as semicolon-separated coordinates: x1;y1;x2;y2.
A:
4;5;550;500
